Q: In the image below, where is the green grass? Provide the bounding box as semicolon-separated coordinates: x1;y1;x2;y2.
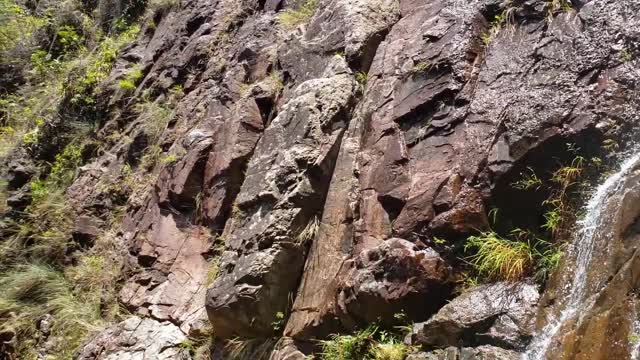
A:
511;167;542;190
0;264;108;359
320;327;411;360
465;231;534;281
118;66;144;91
321;326;377;360
278;0;318;29
369;337;408;360
465;229;563;282
481;6;517;46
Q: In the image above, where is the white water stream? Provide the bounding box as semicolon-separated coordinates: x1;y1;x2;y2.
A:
523;151;640;359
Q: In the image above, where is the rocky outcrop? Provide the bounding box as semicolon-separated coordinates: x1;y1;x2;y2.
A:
4;0;640;358
75;317;190;360
409;282;539;350
206;57;357;338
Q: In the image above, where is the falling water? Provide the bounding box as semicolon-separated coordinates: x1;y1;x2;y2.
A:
523;151;640;360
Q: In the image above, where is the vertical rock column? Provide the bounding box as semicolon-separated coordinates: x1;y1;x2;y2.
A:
206;58;357;338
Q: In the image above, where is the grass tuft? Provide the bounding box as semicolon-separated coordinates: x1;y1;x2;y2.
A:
465;231;534;281
278;0;318;30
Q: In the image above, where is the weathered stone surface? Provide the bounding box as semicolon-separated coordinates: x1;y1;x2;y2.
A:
3;0;640;357
72;216;104;248
206;57;357;338
407;345;520;360
268;338;311;360
339;238;452;327
5;155;36;190
409;282;539;350
120;214;211;334
285;116;363;338
74;316;190;360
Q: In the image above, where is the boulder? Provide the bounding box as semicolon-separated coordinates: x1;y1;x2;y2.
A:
409;282;539;350
339;238;452;327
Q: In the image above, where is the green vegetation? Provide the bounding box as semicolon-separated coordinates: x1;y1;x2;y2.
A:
620;49;634;63
465;229;562;282
278;0;318;30
180;324;213;359
118;66;144;91
0;0;46;54
511;167;542;190
271;311;286;332
481;6;517;46
410;61;432;74
0;0;144;358
545;0;573;18
466;143;612;284
67;24;140;105
320;326;410;360
321;326;376;360
0;264;110;359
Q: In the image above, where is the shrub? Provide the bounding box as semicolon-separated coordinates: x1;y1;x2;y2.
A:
0;0;46;54
56;24;84;54
278;0;318;29
49;143;84;185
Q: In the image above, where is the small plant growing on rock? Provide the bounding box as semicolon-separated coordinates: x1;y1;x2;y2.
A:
481;6;517;47
411;61;432;74
368;333;408;360
465;230;534;281
118;66;144;91
545;0;573;19
297;216;320;244
511;167;542;190
278;0;318;30
321;325;377;360
271;311;286;332
620;49;634;63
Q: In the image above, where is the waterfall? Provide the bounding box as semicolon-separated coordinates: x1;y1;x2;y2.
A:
523;151;640;359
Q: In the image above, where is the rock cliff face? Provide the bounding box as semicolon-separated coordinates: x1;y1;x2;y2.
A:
2;0;640;359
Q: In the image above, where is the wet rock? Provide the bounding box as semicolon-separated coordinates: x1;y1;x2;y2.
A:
339;238;452;327
409;282;539;350
74;316;190;360
532;155;640;358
